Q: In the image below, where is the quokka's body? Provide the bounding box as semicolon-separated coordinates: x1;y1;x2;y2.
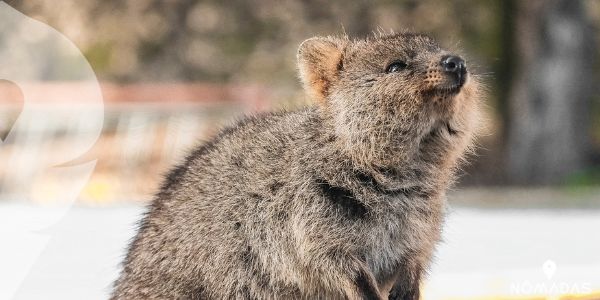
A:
112;32;481;300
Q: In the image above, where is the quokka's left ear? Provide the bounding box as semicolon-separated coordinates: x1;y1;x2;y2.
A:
297;36;347;104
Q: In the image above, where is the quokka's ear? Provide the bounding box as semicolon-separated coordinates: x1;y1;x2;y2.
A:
297;36;347;104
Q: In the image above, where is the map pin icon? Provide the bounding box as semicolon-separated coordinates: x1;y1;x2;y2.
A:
543;260;557;280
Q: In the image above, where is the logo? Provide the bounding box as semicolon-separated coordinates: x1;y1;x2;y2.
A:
510;260;592;296
0;2;104;298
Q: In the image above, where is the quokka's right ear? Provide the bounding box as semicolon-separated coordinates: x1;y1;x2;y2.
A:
297;36;347;104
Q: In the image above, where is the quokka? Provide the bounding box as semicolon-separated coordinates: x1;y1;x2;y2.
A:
112;31;481;300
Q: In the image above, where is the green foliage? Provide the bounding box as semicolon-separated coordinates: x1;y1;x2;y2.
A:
564;167;600;187
84;42;113;73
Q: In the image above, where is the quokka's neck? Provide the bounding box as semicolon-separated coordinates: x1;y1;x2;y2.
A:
304;107;462;189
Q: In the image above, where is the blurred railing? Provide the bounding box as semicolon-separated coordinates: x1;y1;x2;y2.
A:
0;82;272;204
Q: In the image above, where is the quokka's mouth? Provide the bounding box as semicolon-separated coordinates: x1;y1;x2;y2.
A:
434;68;468;95
434;83;462;95
436;73;467;95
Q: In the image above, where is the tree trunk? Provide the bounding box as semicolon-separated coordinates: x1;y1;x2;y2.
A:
506;0;595;185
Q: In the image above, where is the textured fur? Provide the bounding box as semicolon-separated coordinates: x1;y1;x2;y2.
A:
112;32;481;300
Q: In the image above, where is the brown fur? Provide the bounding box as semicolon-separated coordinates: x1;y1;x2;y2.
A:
112;32;481;300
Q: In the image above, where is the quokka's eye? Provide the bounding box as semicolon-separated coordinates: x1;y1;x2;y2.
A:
386;60;408;73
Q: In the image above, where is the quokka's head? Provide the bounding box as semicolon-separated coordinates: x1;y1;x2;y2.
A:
298;32;481;167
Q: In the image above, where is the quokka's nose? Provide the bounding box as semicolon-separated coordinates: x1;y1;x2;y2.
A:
441;55;466;75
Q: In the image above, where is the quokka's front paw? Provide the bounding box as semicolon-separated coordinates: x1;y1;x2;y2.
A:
388;286;419;300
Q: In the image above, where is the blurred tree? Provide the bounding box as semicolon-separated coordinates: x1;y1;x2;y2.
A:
9;0;496;83
505;0;596;185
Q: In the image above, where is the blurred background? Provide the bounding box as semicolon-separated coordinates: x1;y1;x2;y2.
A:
0;0;599;299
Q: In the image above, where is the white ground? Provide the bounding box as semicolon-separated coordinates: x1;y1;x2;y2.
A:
1;202;599;300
